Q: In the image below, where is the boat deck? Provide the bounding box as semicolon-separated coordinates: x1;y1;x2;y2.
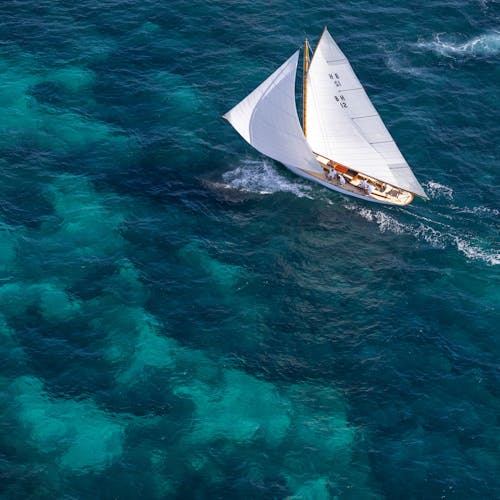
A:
310;155;414;206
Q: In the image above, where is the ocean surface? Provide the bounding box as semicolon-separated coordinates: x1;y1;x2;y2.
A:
1;1;499;498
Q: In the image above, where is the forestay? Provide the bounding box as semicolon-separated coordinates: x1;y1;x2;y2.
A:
306;28;427;198
223;51;323;175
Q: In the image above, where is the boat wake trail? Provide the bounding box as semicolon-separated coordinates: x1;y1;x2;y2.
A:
219;159;312;198
416;31;500;59
343;202;500;266
450;205;499;217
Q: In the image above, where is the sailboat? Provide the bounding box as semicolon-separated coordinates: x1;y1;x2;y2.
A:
223;28;428;205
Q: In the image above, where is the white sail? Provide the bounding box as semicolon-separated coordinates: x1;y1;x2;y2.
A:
306;28;427;198
223;51;323;175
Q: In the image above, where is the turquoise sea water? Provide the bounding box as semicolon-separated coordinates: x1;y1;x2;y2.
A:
1;0;499;498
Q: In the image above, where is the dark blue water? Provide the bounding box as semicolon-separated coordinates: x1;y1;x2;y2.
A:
1;1;499;498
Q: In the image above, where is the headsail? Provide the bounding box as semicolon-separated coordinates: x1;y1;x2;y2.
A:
306;28;427;198
223;51;323;175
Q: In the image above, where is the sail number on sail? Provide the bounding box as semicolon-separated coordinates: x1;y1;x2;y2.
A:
329;73;349;108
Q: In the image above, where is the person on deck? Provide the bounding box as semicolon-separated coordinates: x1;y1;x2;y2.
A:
366;183;374;195
360;178;368;190
338;174;346;187
327;169;336;181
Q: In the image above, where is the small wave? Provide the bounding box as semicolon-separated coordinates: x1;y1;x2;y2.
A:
416;32;500;59
386;53;425;78
413;223;447;248
344;203;499;265
451;205;500;217
384;52;438;81
356;207;408;235
454;237;500;266
424;181;454;200
220;159;312;198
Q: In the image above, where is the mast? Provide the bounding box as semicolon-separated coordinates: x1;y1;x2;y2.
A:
302;38;309;136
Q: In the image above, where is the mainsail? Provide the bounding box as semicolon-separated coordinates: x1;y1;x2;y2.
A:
305;28;427;198
223;51;323;175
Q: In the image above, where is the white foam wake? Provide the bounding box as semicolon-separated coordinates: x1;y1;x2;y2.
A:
417;31;500;59
344;203;500;266
424;181;454;200
220;159;312;198
451;205;500;217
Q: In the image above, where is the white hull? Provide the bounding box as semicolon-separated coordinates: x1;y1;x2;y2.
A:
285;165;394;205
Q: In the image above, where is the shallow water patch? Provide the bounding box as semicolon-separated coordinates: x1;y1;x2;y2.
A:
49;66;96;93
44;174;129;258
9;375;125;473
0;50;126;153
178;240;243;289
175;367;292;446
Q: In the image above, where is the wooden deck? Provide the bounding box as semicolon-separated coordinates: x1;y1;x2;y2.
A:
312;155;414;206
